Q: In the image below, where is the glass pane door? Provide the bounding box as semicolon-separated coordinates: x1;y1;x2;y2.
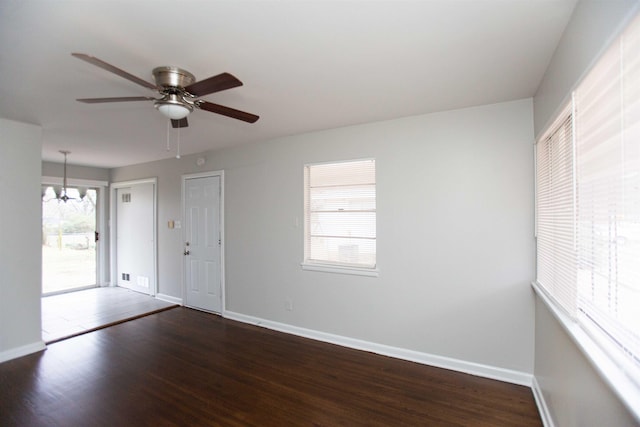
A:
42;187;97;295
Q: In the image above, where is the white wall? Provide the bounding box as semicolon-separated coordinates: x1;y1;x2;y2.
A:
0;118;45;362
532;1;639;425
112;98;536;376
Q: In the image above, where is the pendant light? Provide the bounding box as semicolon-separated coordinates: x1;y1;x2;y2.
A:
59;150;72;203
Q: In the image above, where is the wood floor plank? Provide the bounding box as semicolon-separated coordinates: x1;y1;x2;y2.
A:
0;308;542;426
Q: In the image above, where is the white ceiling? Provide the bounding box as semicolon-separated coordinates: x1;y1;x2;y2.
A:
0;0;577;169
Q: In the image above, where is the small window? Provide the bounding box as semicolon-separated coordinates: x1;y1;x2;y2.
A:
303;159;376;275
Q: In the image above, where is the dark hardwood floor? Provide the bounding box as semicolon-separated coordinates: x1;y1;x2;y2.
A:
0;308;542;426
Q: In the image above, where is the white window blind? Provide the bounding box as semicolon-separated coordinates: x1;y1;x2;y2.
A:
536;11;640;373
536;108;577;317
304;159;376;269
574;13;640;364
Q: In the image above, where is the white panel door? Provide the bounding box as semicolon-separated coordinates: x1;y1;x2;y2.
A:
116;183;155;295
184;176;222;313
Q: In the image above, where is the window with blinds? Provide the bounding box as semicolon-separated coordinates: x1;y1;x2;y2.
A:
303;159;376;271
574;12;640;365
535;12;640;375
536;108;577;316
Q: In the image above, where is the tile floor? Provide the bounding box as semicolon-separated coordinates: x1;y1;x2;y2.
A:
42;287;178;343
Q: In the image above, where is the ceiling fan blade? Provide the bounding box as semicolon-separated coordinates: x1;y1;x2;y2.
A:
171;118;189;128
76;96;156;103
184;73;243;97
72;53;158;91
197;101;259;123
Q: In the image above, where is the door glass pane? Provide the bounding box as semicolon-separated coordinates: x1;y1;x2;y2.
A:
42;187;97;294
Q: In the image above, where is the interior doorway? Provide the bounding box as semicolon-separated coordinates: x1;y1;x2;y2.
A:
42;186;98;295
111;178;157;296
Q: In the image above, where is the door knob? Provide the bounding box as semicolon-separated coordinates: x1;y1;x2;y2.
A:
184;250;190;256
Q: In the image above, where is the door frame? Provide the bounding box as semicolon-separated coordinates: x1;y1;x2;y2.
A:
181;170;225;313
42;176;108;290
110;177;158;295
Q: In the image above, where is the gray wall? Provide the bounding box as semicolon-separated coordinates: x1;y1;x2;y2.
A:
42;161;110;182
532;1;639;425
535;298;637;426
533;0;638;137
112;98;536;375
0;118;44;361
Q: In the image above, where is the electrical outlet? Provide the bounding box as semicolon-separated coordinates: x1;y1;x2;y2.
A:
285;298;293;311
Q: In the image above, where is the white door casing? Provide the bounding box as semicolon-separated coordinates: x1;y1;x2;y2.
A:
183;172;223;313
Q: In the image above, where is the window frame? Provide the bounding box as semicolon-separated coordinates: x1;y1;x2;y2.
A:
301;158;379;277
533;10;640;419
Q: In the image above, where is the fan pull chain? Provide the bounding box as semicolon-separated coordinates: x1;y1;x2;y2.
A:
176;126;181;159
166;120;171;151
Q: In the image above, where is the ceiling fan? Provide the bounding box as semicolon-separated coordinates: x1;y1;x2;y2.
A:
72;53;259;128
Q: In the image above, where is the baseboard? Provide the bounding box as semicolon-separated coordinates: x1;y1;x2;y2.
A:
532;376;554;427
223;310;533;387
156;293;182;305
0;340;47;364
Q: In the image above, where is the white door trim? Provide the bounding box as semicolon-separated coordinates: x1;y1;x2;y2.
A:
110;177;158;295
181;170;225;313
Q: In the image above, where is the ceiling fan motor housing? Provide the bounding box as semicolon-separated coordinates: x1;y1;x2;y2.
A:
152;66;196;118
152;66;196;90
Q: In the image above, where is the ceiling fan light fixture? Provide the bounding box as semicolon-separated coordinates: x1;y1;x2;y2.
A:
155;95;193;120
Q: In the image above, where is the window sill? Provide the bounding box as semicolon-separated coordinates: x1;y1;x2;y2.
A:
531;281;640;423
301;262;379;277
